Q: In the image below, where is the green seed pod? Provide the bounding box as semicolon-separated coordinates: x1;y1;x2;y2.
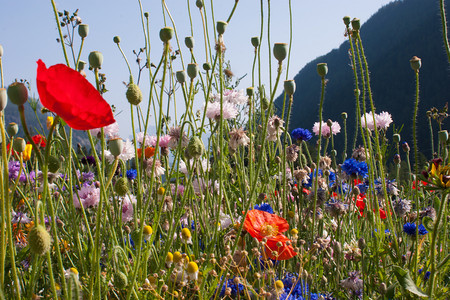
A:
284;80;296;96
113;36;121;44
251;37;260;48
331;149;337;157
7;82;28;106
343;16;351;26
13;137;26;153
188;136;204;159
317;63;328;77
48;155;61;173
0;44;3;57
114;177;129;196
77;60;86;71
28;225;52;256
7;122;19;137
341;112;348;120
187;63;199;79
351;18;361;31
0;88;7;111
273;43;288;62
216;21;228;35
261;97;269;110
176;70;187;83
88;51;103;69
114;271;128;289
159;27;174;43
126;83;143;105
196;0;203;8
109;138;124;157
144;12;149;18
78;24;89;38
410;56;421;71
246;87;254;97
202;63;211;71
185;36;194;49
439;130;448;143
393;133;401;143
326;119;333;127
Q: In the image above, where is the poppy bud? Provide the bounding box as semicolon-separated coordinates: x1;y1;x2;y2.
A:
185;36;194;49
273;43;288;62
402;141;410;152
251;37;260;48
13;137;26;153
109;138;124;157
439;130;448;143
114;271;128;289
187;63;199;79
202;63;211;71
188;136;204;159
144;12;149;18
0;88;7;111
7;122;18;136
351;18;361;31
28;224;52;256
196;0;203;8
284;80;296;96
261;97;269;110
326;119;333;127
48;155;61;173
77;60;86;71
126;83;143;105
216;21;228;35
113;36;121;44
394;154;401;164
88;51;103;69
410;56;421;71
393;133;401;143
159;27;174;43
317;63;328;77
114;177;129;196
176;70;187;83
78;24;89;38
341;112;347;120
0;44;3;57
246;87;254;97
331;149;337;157
343;16;351;26
7;82;28;106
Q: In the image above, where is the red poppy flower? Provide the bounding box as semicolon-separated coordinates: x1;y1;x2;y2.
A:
36;59;115;130
243;209;289;241
32;135;46;148
264;234;297;260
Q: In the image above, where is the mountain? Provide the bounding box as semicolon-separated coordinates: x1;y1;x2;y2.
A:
275;0;450;158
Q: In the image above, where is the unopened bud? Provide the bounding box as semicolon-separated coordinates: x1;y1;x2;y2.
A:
317;63;328;77
78;24;89;38
251;37;260;48
410;56;422;71
7;122;19;136
13;137;26;153
113;36;121;44
284;80;296;96
176;70;187;83
187;63;199;79
109;138;124;157
159;27;174;43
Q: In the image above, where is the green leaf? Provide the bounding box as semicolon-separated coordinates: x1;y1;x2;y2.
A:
392;265;428;298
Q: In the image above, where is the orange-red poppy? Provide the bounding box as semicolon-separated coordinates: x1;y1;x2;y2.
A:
32;135;46;148
36;59;115;130
244;209;289;241
137;147;156;159
264;234;297;260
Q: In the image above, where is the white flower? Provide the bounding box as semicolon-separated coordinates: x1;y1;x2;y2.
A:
104;139;135;163
90;122;120;139
375;111;393;130
205;101;238;120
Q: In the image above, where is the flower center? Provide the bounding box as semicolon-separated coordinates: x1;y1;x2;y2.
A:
260;223;279;238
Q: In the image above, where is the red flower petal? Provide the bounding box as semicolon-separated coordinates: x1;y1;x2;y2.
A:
264;234;297;260
36;60;115;130
243;210;289;240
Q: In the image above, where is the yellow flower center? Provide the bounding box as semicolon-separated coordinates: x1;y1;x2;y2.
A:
260;223;278;238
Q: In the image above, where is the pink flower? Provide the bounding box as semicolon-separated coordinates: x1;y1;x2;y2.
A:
121;194;136;223
159;135;171;148
375;111;393;130
212;89;248;105
313;121;341;137
361;112;375;131
90;122;120;139
73;184;100;208
205;101;238;120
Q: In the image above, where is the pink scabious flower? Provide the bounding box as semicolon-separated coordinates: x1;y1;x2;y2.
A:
121;194;136;223
90;121;120;139
229;128;250;150
212;89;248;105
167;126;189;149
145;158;165;177
73;184;100;209
313;121;341;137
136;132;156;147
361;112;375;131
104;139;135;163
159;135;171;148
375;111;393;130
205;101;238;120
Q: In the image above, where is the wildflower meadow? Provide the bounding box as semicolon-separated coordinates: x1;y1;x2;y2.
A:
1;0;450;299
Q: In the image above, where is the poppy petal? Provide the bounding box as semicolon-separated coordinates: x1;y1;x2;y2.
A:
36;59;115;130
243;210;290;240
264;234;297;260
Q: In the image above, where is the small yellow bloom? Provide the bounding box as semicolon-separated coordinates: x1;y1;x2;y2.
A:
186;262;199;281
143;225;153;241
46;116;54;130
173;251;183;264
275;280;284;292
181;228;192;244
23;144;32;161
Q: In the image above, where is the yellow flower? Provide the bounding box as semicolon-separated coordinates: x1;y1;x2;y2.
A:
46;116;54;130
23;144;32;161
429;160;450;189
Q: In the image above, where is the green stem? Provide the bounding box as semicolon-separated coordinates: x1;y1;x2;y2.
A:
50;0;71;67
440;0;450;64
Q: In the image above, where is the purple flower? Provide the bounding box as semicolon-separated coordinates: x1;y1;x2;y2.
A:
291;128;312;142
126;169;137;180
82;171;95;182
73;184;100;208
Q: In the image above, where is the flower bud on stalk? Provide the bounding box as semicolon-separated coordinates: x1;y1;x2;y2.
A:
284;80;296;96
185;36;194;49
13;137;26;153
176;70;187;83
351;18;361;31
187;63;199;79
159;27;174;43
202;63;211;71
88;51;103;69
77;60;86;72
7;82;28;106
113;36;121;44
78;24;89;38
251;37;260;48
439;130;448;143
317;63;328;77
109;138;124;157
410;56;422;71
28;224;52;256
126;83;143;105
393;133;401;143
0;88;7;111
343;16;351;26
7;122;18;136
273;43;288;62
216;21;228;35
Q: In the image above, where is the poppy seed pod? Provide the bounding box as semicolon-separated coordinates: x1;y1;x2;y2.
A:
77;60;86;71
88;51;103;69
176;70;187;83
246;87;254;97
439;130;448;143
284;80;296;96
13;137;26;153
109;138;124;157
393;133;401;143
410;56;421;71
202;63;211;71
317;63;328;77
48;155;61;173
341;112;348;120
78;24;89;38
0;88;7;111
7;82;28;106
351;18;361;31
113;36;121;44
185;36;194;49
114;177;129;196
251;37;260;48
273;43;288;62
188;136;204;159
126;83;143;105
187;63;199;79
7;122;19;136
114;271;128;290
28;225;52;256
0;44;3;57
196;0;203;8
216;21;228;35
343;16;351;26
159;27;174;43
331;149;337;157
144;12;149;18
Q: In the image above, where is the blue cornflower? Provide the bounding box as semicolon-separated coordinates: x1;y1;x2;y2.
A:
126;169;137;180
291;128;312;142
403;223;428;236
341;158;368;178
254;203;274;214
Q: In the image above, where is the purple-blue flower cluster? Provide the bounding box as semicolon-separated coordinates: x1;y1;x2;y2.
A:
403;223;428;236
254;203;274;214
291;128;312;142
341;158;368;178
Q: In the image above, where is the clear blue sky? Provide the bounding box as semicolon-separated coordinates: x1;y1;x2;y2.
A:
0;0;393;138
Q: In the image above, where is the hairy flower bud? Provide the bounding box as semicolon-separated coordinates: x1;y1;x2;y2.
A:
188;136;204;159
114;177;129;196
126;83;143;105
114;271;128;289
28;225;52;256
